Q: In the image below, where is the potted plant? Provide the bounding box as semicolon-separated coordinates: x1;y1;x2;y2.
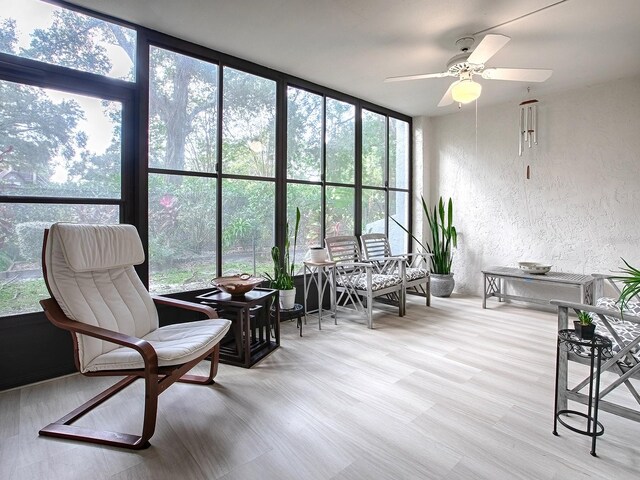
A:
615;258;640;314
574;310;595;339
265;207;301;310
392;196;457;297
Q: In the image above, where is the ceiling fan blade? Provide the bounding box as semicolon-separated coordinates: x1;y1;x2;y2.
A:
467;34;510;65
481;68;553;82
384;72;451;83
437;81;457;107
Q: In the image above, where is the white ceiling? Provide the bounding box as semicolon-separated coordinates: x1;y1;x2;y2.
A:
69;0;640;117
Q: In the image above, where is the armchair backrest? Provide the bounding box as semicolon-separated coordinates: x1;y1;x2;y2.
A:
43;223;158;371
360;233;392;261
325;236;362;264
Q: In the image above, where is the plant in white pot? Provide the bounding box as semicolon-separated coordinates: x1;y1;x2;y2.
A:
392;196;458;297
265;207;300;310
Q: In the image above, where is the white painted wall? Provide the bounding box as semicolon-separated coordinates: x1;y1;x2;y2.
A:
415;75;640;298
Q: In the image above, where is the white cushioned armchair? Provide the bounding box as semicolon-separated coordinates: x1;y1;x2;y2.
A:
39;223;231;449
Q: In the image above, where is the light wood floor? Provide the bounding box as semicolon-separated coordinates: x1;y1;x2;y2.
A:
2;295;639;479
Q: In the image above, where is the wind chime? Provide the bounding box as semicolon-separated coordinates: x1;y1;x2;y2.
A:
519;96;538;179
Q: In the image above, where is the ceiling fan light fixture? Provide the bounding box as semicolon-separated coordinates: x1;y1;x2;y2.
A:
451;78;482;104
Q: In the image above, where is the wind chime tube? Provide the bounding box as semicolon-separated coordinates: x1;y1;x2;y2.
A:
532;103;538;145
518;99;539;156
527;105;532;148
519;105;524;156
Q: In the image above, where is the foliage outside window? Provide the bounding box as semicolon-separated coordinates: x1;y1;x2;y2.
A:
0;80;123;315
0;1;412;316
0;0;136;81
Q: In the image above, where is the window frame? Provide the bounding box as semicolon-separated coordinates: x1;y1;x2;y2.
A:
0;0;413;320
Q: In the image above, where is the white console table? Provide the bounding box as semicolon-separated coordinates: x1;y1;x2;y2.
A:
303;260;337;329
482;266;594;309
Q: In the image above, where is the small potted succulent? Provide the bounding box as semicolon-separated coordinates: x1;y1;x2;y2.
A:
574;310;595;340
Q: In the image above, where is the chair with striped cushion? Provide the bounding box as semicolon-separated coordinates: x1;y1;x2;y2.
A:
325;235;404;328
360;233;431;306
553;273;640;426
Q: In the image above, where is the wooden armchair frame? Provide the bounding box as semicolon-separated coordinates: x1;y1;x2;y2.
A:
360;233;432;306
39;229;225;450
325;235;405;328
552;274;640;424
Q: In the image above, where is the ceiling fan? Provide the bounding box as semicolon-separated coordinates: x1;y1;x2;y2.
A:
385;34;553;107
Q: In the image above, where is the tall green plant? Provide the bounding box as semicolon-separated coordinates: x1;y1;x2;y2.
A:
264;207;301;290
391;196;457;274
614;258;640;313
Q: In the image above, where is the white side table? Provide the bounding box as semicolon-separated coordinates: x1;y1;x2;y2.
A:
303;260;337;329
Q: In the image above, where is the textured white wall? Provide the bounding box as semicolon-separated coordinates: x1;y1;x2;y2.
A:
419;75;640;297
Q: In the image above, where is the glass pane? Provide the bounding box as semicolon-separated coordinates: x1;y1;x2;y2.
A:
362;110;386;187
0;203;119;316
223;68;276;177
389;118;410;190
325;186;354;237
222;179;274;276
325;98;355;184
287;87;322;181
149;47;218;173
148;174;216;294
389;191;409;255
0;80;121;199
362;189;385;235
287;184;321;272
0;0;136;81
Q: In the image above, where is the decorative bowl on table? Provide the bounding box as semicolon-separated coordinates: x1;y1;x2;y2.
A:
211;273;264;296
518;262;552;275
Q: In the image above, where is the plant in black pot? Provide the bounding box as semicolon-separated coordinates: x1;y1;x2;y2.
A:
574;310;595;340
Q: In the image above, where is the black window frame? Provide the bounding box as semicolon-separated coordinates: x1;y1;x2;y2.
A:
0;0;413;319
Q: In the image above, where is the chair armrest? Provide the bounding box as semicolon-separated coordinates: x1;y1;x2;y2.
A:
153;295;218;319
551;299;640;324
40;298;157;366
591;273;617;280
403;252;433;259
335;262;374;269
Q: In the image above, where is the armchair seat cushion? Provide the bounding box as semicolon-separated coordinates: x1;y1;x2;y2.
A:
591;297;640;361
406;267;428;281
336;273;402;292
84;318;231;372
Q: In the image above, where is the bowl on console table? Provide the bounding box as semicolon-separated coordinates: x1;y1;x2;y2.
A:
518;262;552;275
211;273;264;297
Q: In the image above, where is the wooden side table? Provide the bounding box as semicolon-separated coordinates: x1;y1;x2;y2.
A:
196;288;279;368
482;266;594;308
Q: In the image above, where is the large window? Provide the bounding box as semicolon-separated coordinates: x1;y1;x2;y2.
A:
0;4;133;316
0;1;411;320
148;52;278;292
148;47;219;293
221;68;276;276
0;0;136;82
361;109;411;254
286;89;357;261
